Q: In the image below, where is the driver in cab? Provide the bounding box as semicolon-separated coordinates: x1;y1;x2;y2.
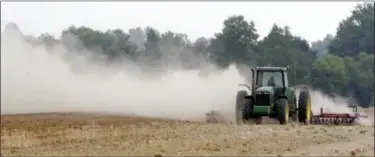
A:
267;76;276;87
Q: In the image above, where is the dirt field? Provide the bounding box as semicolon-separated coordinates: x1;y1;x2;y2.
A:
1;111;374;156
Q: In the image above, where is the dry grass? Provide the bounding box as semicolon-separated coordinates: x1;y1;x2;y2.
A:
1;112;374;156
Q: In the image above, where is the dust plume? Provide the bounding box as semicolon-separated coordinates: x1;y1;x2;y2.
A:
2;24;372;125
0;26;247;122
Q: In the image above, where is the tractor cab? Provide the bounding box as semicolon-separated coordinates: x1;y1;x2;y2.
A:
249;67;289;96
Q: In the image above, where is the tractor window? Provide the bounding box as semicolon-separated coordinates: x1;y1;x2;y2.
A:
256;71;284;87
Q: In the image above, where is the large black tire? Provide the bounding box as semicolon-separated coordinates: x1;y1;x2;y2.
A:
277;98;289;125
235;91;247;124
242;99;253;123
291;96;298;122
298;91;312;125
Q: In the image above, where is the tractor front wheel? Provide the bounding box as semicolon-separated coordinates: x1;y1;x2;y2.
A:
277;98;290;125
236;91;247;124
242;98;254;123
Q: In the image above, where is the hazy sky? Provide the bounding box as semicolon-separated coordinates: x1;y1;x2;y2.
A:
1;2;360;43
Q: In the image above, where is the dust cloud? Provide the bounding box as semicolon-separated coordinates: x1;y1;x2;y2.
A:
1;26;372;125
1;28;246;121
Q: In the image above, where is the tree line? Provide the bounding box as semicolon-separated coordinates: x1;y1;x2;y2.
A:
3;3;374;107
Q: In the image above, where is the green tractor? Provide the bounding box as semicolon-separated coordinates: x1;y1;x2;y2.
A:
235;66;313;125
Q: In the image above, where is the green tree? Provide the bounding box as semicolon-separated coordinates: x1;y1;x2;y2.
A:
194;37;210;57
143;27;162;70
258;24;315;85
209;15;259;68
311;34;334;59
128;27;146;51
345;52;374;106
311;54;349;96
328;3;374;57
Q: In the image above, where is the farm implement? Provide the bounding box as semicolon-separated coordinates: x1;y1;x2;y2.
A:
310;105;368;125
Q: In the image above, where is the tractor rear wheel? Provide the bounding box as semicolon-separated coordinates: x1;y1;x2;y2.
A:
236;90;247;124
277;98;289;125
298;91;312;125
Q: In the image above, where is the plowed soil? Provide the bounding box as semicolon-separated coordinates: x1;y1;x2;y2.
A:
1;110;374;156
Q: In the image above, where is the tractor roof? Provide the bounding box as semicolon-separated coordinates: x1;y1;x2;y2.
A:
255;66;287;71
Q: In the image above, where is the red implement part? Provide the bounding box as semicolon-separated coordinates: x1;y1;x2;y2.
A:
316;107;356;118
311;107;357;125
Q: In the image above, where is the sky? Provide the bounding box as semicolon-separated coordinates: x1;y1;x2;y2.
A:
1;2;361;43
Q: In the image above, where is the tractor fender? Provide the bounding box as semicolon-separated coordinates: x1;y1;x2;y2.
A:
238;84;251;94
292;84;310;90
